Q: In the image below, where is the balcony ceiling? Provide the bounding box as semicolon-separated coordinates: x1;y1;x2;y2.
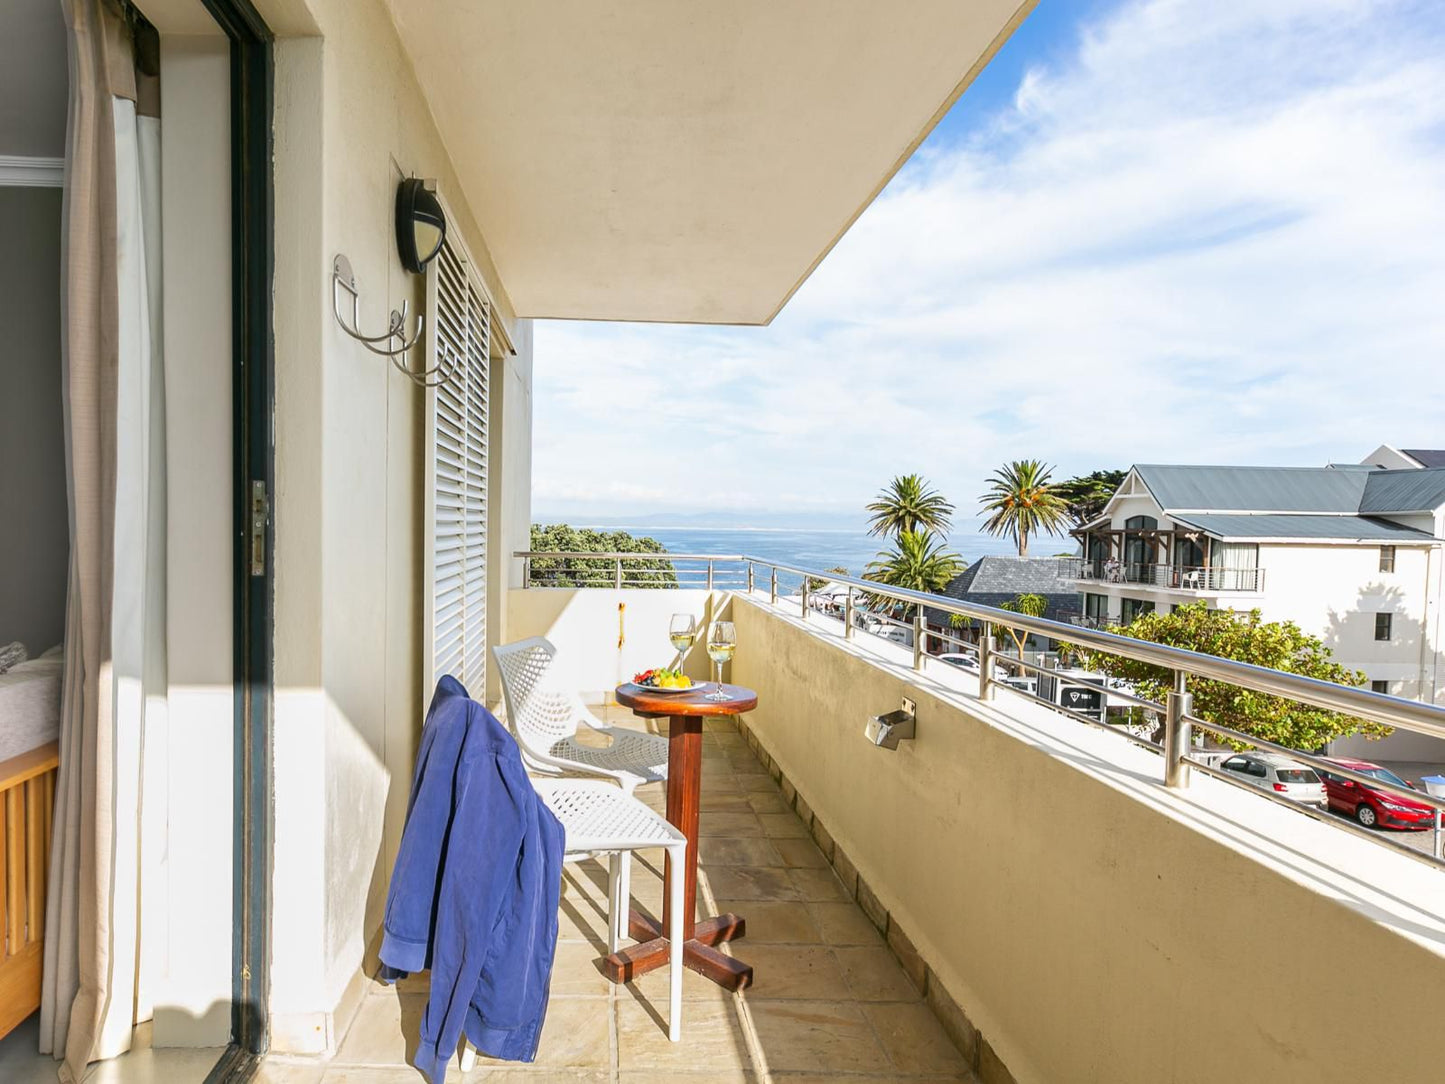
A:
385;0;1035;325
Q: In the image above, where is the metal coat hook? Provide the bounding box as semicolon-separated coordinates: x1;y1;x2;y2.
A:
332;253;425;357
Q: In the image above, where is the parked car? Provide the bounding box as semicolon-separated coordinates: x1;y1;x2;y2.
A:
1319;758;1438;830
938;653;980;673
1218;752;1326;809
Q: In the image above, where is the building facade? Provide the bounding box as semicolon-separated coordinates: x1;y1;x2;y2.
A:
1067;457;1445;759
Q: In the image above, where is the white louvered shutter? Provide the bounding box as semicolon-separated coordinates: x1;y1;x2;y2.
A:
426;235;490;697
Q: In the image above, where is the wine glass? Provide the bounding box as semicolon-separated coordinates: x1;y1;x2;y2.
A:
669;614;697;668
705;621;736;700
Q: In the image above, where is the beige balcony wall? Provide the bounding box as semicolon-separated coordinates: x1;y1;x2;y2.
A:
269;0;533;1052
506;588;730;703
730;595;1445;1084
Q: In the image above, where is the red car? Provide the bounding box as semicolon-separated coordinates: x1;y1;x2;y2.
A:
1319;758;1438;830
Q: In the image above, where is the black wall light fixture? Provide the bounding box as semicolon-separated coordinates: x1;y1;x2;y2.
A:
396;177;447;273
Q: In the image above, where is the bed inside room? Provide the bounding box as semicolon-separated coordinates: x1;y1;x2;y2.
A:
0;0;68;1045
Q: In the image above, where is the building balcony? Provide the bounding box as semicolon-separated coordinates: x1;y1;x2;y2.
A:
1060;556;1265;592
498;552;1445;1083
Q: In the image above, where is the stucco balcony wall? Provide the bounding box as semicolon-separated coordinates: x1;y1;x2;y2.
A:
727;594;1445;1084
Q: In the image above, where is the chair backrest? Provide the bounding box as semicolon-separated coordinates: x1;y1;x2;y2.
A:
491;637;581;754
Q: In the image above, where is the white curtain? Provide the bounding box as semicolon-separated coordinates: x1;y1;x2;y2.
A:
44;3;165;1079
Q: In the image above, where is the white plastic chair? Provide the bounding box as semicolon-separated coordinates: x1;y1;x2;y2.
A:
459;778;686;1071
493;636;670;932
492;637;669;790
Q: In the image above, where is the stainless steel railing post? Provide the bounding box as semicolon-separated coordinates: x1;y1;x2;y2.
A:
707;559;714;591
747;561;755;594
801;580;810;621
1164;670;1193;788
979;621;995;701
614;557;623;589
844;590;855;640
770;567;778;604
912;611;924;671
522;556;531;588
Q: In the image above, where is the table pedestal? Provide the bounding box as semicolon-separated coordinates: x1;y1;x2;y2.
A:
602;711;754;991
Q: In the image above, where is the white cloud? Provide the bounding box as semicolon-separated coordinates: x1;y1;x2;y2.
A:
533;0;1445;522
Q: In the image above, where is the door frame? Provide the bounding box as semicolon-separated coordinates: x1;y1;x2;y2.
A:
196;0;275;1078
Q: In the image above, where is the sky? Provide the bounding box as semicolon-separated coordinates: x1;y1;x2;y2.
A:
532;0;1445;530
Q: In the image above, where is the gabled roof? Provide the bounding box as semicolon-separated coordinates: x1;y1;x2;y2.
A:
1170;514;1436;543
921;557;1077;627
1126;464;1445;518
1132;465;1369;513
1359;470;1445;514
1402;449;1445;469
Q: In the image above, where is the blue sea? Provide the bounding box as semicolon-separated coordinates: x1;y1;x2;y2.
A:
573;525;1026;578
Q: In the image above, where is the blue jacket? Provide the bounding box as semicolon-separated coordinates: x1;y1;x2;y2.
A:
379;676;565;1081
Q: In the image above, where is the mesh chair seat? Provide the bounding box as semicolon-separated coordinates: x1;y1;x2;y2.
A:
534;778;684;854
547;728;668;787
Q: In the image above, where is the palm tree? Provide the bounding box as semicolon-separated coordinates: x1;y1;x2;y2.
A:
864;529;964;617
979;460;1068;557
866;474;955;538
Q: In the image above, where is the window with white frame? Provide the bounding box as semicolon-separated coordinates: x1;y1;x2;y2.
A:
425;232;490;697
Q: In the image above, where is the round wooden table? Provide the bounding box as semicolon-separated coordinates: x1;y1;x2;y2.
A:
603;681;759;991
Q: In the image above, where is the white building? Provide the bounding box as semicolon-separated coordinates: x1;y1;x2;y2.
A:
1068;457;1445;759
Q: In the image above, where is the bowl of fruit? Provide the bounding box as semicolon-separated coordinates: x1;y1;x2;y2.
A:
629;668;707;694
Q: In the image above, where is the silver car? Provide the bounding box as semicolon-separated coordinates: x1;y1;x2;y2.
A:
1218;752;1327;808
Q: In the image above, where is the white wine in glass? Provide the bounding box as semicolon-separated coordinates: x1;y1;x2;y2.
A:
705;621;736;700
669;613;697;659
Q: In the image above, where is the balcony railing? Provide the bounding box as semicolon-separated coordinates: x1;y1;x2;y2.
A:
1060;557;1265;592
516;549;1445;871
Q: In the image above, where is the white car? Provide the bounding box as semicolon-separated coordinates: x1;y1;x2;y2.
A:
938;653;980;673
1218;752;1327;808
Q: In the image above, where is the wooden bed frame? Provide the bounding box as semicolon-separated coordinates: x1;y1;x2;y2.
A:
0;740;58;1040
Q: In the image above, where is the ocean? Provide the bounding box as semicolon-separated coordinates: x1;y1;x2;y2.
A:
572;524;1027;578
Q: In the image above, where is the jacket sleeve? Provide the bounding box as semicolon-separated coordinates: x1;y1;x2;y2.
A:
377;712;464;978
413;726;532;1083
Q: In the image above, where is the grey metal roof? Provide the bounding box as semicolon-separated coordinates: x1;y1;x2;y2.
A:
921;557;1078;627
1169;513;1437;542
1359;469;1445;513
1133;465;1369;512
1403;449;1445;468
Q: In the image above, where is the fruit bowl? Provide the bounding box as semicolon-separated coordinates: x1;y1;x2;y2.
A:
629;668;705;694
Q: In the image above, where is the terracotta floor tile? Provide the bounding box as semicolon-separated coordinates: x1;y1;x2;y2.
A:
742;1000;889;1074
699;865;799;901
786;867;850;902
709;900;820;944
770;838;829;869
833;945;924;1002
731;945;847;999
864;1002;972;1075
756;814;810;839
697;812;764;838
737;774;781;794
698;837;785;867
468;998;611;1072
615;998;751;1073
333;993;426;1068
806;902;883;945
744;792;792;815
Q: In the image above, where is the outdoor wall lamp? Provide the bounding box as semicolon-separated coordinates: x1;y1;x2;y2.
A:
396;177;446;273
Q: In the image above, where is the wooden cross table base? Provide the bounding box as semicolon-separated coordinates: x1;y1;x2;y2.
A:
603;681;759;992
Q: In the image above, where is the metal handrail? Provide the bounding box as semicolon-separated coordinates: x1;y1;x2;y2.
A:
515;550;1445;740
516;548;1445;868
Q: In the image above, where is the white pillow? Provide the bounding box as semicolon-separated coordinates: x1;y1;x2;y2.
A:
0;642;26;676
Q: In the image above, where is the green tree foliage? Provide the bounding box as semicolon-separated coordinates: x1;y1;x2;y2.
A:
806;566;852;592
1054;469;1127;529
1081;602;1388;751
864;529;964;617
978;460;1069;557
528;524;677;587
866;474;955;538
998;592;1048;654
